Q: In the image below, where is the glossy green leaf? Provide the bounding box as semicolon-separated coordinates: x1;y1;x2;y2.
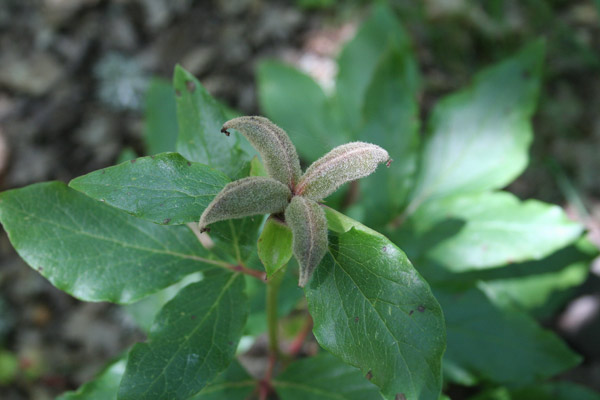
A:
273;353;381;400
0;182;217;304
57;358;125;400
258;217;293;277
70;153;230;226
189;360;255;399
173;65;250;179
144;78;178;155
408;41;545;210
439;286;580;386
118;271;248;400
359;46;420;227
257;61;345;162
306;211;446;400
208;216;264;265
411;191;582;271
335;3;417;133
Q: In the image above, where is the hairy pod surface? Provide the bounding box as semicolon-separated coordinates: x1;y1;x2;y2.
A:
285;196;328;287
199;176;291;231
295;142;390;201
222;116;302;189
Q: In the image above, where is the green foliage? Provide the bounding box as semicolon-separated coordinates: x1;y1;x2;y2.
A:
0;4;597;400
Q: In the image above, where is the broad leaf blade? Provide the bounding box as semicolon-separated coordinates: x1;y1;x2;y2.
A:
335;3;417;133
0;182;215;303
189;360;255;400
70;153;230;225
411;191;582;271
306;212;446;400
257;61;345;161
57;358;125;400
144;78;179;155
273;353;381;400
439;286;580;386
359;45;420;227
174;66;250;178
118;271;248;400
408;41;545;209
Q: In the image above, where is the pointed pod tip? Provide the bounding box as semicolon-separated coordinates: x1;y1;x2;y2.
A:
199;226;211;233
220;127;230;136
386;158;393;168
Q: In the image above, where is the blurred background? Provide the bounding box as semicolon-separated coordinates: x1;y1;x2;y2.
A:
0;0;599;399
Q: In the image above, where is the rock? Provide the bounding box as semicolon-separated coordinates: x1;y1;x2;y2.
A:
0;51;63;96
42;0;101;27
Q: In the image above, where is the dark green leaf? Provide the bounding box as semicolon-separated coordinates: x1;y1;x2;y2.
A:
57;358;125;400
0;182;217;303
70;153;230;226
189;360;255;400
144;78;179;155
306;208;446;400
257;61;345;162
273;353;381;400
335;3;417;133
359;45;420;227
173;66;250;178
208;216;264;265
439;286;580;386
408;41;545;210
258;217;293;277
469;382;600;400
410;191;582;271
118;271;248;400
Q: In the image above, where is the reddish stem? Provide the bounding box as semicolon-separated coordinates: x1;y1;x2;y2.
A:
288;314;313;356
229;264;266;281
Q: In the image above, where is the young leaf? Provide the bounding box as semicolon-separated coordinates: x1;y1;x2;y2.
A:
335;3;417;133
296;142;390;201
57;358;126;400
222;116;301;188
0;182;216;304
199;177;291;231
305;212;446;400
272;353;381;400
144;78;178;155
439;286;580;386
173;65;250;179
359;45;420;227
258;216;293;277
118;271;248;400
188;360;255;400
410;191;583;271
285;196;328;287
208;216;265;265
257;61;345;161
70;153;230;225
408;41;545;210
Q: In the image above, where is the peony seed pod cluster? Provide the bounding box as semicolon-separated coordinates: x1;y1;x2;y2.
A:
199;116;390;287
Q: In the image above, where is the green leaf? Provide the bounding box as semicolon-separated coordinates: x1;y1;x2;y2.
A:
257;61;345;161
359;45;420;226
70;153;230;225
273;353;381;400
144;78;179;155
408;41;545;210
470;382;600;400
208;216;265;265
306;211;446;400
0;182;217;303
410;191;582;271
118;271;248;400
173;66;250;179
335;3;417;133
58;358;126;400
189;360;255;399
439;286;580;386
258;217;293;277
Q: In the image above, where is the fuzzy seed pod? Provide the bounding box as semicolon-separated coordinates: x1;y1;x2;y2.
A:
295;142;390;201
199;177;291;231
285;196;328;287
221;116;302;189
